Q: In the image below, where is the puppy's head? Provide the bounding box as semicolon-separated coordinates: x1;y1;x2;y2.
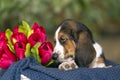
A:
52;19;96;67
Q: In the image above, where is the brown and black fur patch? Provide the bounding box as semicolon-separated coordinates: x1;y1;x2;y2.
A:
57;32;76;59
75;31;96;67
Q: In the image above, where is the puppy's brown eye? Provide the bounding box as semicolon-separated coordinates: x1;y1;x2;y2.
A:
59;38;67;44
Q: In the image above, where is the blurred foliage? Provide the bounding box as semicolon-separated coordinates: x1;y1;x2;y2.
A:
0;0;120;37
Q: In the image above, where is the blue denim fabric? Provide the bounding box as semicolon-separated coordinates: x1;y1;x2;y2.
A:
0;57;119;80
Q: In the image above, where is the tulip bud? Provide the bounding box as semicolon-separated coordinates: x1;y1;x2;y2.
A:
14;42;26;60
38;42;53;65
0;45;16;69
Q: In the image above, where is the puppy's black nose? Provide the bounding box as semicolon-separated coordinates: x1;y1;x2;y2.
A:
52;53;58;60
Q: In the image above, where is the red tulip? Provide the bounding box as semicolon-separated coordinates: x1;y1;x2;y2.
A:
32;23;46;35
28;23;47;47
13;26;19;34
11;32;27;44
38;42;53;65
0;40;7;53
0;32;6;40
0;44;16;69
28;32;47;47
14;42;26;60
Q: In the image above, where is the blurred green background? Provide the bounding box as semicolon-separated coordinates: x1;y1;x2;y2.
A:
0;0;120;63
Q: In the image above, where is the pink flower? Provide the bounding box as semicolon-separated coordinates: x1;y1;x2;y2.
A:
28;32;45;47
11;32;27;44
0;32;6;40
0;32;7;53
13;26;19;34
14;42;26;60
28;22;47;47
0;40;7;53
0;43;16;69
38;42;53;65
0;21;54;69
32;23;46;36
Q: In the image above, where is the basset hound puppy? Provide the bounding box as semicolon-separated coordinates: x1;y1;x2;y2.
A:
52;19;110;70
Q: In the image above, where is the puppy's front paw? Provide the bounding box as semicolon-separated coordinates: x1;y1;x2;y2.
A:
104;65;112;68
58;60;78;71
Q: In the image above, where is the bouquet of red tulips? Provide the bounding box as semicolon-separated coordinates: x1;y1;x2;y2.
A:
0;21;54;69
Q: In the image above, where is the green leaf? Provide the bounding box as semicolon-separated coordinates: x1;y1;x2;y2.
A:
19;21;33;38
25;43;31;57
31;42;41;63
5;29;13;41
5;29;15;53
7;43;15;53
45;59;55;67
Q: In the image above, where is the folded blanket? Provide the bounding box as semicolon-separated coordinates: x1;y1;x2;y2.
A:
0;57;120;80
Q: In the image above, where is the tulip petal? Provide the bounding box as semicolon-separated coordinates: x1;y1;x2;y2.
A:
32;22;39;30
14;42;26;60
13;26;19;34
41;53;51;65
0;32;6;40
0;45;16;69
0;54;15;69
28;32;46;47
32;23;46;34
11;32;27;44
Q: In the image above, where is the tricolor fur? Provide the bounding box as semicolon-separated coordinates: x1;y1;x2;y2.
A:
52;19;106;69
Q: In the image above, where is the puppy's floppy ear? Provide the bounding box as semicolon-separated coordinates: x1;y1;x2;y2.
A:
75;31;96;67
